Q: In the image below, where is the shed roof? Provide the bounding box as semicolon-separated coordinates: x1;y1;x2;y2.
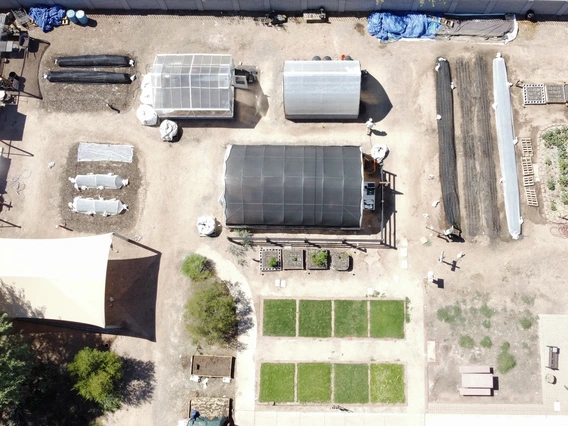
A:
151;54;234;118
283;60;361;119
0;234;112;328
223;145;363;228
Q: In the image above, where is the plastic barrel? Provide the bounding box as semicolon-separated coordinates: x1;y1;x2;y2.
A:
76;10;88;25
66;9;79;24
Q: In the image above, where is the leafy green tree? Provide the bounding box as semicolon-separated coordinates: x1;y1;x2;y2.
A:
184;281;237;346
0;313;34;412
67;348;123;412
181;254;214;281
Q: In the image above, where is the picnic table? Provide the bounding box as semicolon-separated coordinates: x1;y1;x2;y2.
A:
461;373;494;388
548;346;559;370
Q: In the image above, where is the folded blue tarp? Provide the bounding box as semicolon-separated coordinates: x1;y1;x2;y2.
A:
29;5;66;32
368;12;441;42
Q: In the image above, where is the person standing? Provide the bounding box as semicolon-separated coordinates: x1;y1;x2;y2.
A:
365;118;375;136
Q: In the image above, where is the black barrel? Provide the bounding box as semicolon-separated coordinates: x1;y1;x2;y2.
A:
45;71;134;84
55;55;134;68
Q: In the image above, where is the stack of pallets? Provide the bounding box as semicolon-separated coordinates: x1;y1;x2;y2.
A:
520;137;538;207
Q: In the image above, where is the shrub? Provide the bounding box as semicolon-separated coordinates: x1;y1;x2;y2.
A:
559;175;568;187
184;280;237;346
311;251;328;267
459;335;474;349
497;351;516;373
562;192;568;205
547;179;556;191
482;319;491;329
501;341;510;351
480;336;492;348
181;254;214;281
267;257;279;268
437;306;463;324
480;304;495;318
545;158;552;166
520;317;533;330
67;348;123;412
551;202;557;211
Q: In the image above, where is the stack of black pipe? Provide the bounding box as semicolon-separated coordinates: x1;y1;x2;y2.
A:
45;55;135;84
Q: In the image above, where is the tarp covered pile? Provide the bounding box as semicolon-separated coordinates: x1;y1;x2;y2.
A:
29;5;66;32
368;12;441;42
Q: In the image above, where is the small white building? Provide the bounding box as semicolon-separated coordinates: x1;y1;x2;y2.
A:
283;60;361;120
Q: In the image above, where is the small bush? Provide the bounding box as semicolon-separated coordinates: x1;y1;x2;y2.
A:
501;341;510;351
562;192;568;205
181;254;213;281
459;335;474;349
437;306;463;324
482;319;491;329
548;179;556;191
551;202;557;211
560;175;568;187
480;304;495;318
520;317;533;330
497;351;516;373
267;257;279;268
311;251;328;267
480;336;492;348
292;256;298;262
545;158;552;166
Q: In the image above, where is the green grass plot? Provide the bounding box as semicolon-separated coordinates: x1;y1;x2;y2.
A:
334;300;368;337
298;300;332;337
334;364;369;404
369;300;405;338
259;363;295;403
370;364;405;404
297;363;332;403
263;299;296;336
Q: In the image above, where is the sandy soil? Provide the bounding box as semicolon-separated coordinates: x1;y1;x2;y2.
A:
1;15;568;425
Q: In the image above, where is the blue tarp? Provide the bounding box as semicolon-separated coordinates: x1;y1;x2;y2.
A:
29;5;66;32
368;12;441;42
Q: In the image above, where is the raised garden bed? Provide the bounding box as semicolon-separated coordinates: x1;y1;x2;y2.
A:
331;252;350;271
307;249;329;270
282;249;304;270
190;355;234;378
259;248;282;272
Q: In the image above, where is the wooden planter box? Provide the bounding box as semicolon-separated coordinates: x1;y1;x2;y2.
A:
282;249;304;270
331;252;350;271
307;249;329;270
259;248;282;271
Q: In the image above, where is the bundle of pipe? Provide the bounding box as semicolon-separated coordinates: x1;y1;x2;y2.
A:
44;71;135;84
435;57;461;231
55;55;135;68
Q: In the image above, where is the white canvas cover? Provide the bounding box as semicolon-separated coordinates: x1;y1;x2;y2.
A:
70;173;128;190
70;197;128;216
0;234;112;328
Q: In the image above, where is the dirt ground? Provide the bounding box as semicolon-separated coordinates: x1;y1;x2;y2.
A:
2;14;568;425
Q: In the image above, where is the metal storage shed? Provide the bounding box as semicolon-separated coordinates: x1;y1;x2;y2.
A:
222;145;363;228
283;60;361;120
150;54;234;118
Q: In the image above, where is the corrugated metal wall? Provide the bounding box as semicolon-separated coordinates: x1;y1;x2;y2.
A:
3;0;568;15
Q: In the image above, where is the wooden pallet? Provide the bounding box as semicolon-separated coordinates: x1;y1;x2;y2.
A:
523;175;535;186
525;187;538;207
521;157;534;176
521;137;533;157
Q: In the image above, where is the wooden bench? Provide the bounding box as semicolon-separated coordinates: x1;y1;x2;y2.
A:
460;388;492;396
547;346;559;370
459;366;491;374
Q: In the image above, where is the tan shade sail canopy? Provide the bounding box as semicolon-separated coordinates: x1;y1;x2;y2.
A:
0;234;113;328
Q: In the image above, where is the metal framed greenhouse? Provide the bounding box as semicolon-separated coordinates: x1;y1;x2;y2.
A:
150;54;234;118
283;60;361;120
222;145;364;229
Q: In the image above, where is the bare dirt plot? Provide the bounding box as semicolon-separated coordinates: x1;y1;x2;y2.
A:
191;355;233;377
58;142;143;235
38;50;140;114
